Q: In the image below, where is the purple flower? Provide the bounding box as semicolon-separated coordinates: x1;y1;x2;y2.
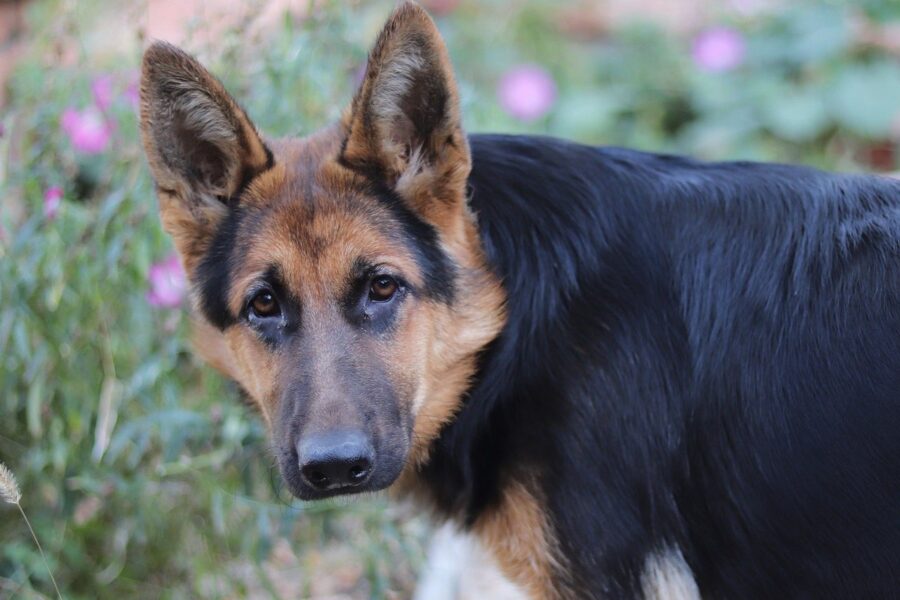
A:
43;186;63;220
692;27;746;73
147;254;187;309
61;107;112;154
497;65;557;122
91;75;114;112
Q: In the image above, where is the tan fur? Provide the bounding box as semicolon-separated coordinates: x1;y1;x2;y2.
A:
472;480;569;600
191;320;281;428
157;116;503;460
191;317;239;379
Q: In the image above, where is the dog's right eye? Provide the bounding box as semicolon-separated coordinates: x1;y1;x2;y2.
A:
249;291;280;319
369;275;399;302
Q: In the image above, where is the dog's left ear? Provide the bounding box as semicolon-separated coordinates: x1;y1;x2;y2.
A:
140;42;272;269
341;2;469;213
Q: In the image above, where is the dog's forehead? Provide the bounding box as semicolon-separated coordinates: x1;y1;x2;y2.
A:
258;130;363;208
255;193;411;270
244;133;383;236
226;134;424;301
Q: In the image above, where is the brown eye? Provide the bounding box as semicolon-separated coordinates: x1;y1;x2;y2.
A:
369;275;398;302
250;291;279;318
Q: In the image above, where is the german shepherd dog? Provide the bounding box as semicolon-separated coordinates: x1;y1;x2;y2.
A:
140;2;900;598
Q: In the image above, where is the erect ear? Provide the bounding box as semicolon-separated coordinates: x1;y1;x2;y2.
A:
341;2;469;213
140;42;272;266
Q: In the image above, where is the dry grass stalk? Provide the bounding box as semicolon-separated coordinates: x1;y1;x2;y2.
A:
0;461;21;505
0;461;63;599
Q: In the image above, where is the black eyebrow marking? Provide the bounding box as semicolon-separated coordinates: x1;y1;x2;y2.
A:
369;184;457;304
196;207;245;329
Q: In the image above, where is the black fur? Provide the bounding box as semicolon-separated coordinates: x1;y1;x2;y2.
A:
421;134;900;598
372;185;457;303
195;206;245;330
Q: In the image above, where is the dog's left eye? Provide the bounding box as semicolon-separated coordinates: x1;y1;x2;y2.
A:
369;275;398;302
249;291;280;318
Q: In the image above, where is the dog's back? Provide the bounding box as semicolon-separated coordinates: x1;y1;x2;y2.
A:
423;133;900;598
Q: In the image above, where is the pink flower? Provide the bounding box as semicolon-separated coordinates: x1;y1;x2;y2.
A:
91;75;114;112
497;65;557;122
692;27;746;73
61;107;112;154
43;186;63;220
147;254;187;308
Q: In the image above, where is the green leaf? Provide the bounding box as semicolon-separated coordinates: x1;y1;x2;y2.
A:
763;85;830;142
27;377;44;437
788;6;851;63
829;62;900;139
554;90;625;141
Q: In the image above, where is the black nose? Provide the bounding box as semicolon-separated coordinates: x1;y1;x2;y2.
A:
297;430;374;491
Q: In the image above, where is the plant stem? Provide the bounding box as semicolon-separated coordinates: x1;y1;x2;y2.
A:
16;502;63;600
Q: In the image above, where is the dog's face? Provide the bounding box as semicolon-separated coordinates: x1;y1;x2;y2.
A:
140;3;504;500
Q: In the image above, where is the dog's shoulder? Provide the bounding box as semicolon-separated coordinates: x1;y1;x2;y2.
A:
439;132;900;597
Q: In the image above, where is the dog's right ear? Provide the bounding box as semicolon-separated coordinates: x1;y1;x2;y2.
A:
140;42;272;266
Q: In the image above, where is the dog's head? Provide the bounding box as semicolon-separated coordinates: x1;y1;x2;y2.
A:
139;2;505;500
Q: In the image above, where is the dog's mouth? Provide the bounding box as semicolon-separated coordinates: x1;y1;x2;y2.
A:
285;469;400;501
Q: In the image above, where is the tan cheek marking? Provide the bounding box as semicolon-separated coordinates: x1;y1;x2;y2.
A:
381;298;430;415
221;328;280;428
191;317;280;429
386;178;506;468
403;258;507;467
190;317;239;380
406;300;469;464
640;548;700;600
472;480;570;600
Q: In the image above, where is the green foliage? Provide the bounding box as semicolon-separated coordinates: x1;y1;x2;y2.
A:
1;0;897;597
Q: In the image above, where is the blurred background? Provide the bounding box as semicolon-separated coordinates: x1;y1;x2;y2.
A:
1;0;899;598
